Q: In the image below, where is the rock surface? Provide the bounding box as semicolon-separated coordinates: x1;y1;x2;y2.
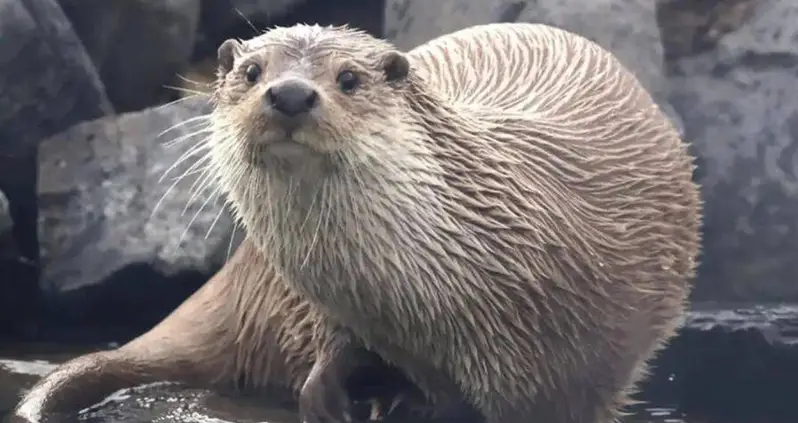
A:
384;0;495;50
226;0;300;20
34;95;237;339
0;0;113;339
656;0;761;61
0;0;112;138
195;0;383;60
37;95;234;294
195;0;301;60
0;190;10;237
58;0;202;113
640;303;798;420
660;0;798;302
0;0;113;262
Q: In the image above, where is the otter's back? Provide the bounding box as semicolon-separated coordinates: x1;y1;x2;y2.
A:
407;23;640;117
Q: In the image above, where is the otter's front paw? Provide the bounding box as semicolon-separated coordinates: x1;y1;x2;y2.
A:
299;365;353;423
352;394;408;421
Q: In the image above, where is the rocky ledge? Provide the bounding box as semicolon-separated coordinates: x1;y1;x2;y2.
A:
0;0;797;420
642;303;798;420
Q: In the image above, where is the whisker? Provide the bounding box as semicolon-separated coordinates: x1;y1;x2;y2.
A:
302;181;328;269
151;174;185;221
298;181;319;234
177;161;210;198
164;84;209;97
157;114;212;140
175;73;212;88
341;153;367;248
151;162;211;224
234;8;261;35
301;179;334;268
283;179;297;230
157;141;211;184
153;152;213;224
205;190;226;239
151;155;210;221
151;94;201;114
226;223;239;262
173;164;211;180
183;163;218;216
177;175;219;249
163;128;212;149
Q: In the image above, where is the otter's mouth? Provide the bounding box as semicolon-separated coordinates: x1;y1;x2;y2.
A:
265;138;313;157
246;129;326;170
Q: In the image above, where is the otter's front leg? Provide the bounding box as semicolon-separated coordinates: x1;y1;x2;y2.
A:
299;323;373;423
299;323;414;423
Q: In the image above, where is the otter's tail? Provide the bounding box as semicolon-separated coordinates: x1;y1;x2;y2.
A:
10;348;199;423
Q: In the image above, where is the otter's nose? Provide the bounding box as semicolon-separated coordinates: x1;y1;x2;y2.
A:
265;79;319;117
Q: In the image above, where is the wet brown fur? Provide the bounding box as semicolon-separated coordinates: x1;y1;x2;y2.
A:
12;240;319;421
209;22;703;423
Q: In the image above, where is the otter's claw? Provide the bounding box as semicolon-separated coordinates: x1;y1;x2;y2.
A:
300;375;409;423
352;393;405;421
299;370;353;423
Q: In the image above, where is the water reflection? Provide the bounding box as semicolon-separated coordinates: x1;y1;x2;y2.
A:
0;354;729;423
74;383;689;423
76;383;296;423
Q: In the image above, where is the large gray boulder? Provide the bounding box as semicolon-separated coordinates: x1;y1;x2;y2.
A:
37;96;234;295
662;0;798;302
58;0;202;112
0;0;112;338
0;0;113;262
0;0;111;138
384;0;495;50
385;0;683;134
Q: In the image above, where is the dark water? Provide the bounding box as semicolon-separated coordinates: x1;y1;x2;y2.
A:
0;345;727;423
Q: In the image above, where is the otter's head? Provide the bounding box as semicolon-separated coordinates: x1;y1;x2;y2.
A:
209;24;414;180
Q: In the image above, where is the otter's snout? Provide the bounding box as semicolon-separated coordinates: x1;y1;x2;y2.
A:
265;79;319;118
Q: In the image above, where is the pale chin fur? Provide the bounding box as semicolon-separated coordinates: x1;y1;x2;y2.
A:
208;118;448;323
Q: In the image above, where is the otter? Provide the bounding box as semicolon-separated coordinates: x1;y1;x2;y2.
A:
208;22;702;423
11;240;442;423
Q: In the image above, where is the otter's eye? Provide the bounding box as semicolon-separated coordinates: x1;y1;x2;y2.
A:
245;64;261;84
336;70;359;94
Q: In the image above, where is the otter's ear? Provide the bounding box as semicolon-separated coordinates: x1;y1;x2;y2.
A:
380;51;409;83
217;39;242;75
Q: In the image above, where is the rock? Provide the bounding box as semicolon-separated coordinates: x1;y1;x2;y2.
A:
0;0;112;139
0;0;112;340
656;0;761;61
661;0;798;302
0;189;31;339
0;225;40;340
58;0;202;112
36;95;236;333
640;303;798;421
196;0;383;60
384;0;683;134
500;0;683;133
384;1;495;51
226;0;300;20
0;0;113;261
276;0;385;37
196;0;301;57
0;190;10;237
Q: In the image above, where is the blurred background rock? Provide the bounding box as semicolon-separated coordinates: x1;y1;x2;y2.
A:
0;0;796;420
